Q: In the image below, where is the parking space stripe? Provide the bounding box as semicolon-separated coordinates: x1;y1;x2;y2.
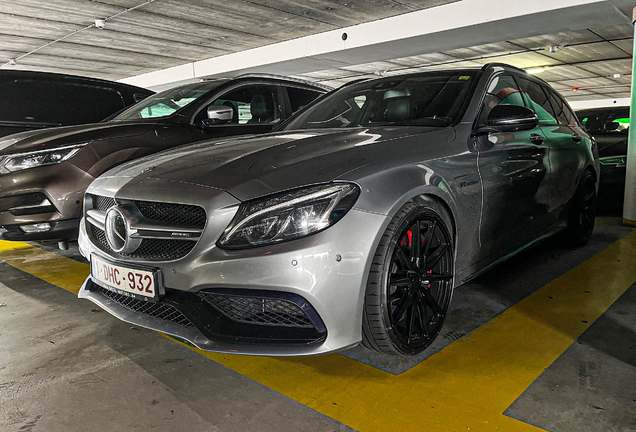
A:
0;241;87;295
1;230;635;431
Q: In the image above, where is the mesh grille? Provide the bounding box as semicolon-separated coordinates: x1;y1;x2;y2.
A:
95;285;194;328
90;224;196;261
87;195;205;262
200;293;313;328
90;194;116;212
135;201;206;228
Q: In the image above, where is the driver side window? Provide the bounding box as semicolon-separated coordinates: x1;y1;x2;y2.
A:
478;75;524;126
196;85;280;125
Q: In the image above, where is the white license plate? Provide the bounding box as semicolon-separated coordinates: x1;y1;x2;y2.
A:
91;255;158;299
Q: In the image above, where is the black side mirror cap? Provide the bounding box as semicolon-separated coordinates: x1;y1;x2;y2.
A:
604;121;620;131
487;105;539;132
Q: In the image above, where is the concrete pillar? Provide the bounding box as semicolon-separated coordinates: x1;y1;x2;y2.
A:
623;7;636;227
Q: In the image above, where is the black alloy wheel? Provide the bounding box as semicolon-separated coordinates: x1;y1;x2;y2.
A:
565;170;597;246
362;197;455;356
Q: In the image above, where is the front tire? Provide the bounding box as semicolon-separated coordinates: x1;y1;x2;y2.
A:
362;197;455;356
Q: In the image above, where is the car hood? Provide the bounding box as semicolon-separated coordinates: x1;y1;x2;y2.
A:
104;126;454;201
0;120;158;155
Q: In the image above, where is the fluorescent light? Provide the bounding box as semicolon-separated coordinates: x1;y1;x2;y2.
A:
526;67;547;74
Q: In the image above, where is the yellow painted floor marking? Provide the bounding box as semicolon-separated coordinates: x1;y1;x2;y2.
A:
0;241;88;295
1;230;636;431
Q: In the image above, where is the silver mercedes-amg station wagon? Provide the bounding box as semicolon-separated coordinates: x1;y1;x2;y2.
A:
78;63;599;357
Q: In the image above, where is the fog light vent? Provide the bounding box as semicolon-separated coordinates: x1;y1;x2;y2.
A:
199;292;314;328
20;223;51;233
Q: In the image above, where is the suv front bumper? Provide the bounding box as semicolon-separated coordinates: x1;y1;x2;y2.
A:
0;162;94;241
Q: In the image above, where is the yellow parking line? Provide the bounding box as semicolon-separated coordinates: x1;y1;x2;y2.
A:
0;241;88;295
1;230;635;431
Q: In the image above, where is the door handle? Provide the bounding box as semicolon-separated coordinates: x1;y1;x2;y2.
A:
530;133;544;145
571;134;582;142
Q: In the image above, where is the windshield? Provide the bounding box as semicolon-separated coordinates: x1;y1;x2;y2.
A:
284;71;477;130
112;81;227;121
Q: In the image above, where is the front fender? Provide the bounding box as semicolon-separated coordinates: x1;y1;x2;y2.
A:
341;146;481;283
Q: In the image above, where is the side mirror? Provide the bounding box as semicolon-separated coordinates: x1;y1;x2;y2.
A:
604;121;620;131
202;105;233;127
487;105;538;132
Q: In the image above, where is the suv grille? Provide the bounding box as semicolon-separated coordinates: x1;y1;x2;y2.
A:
86;195;206;262
199;293;314;328
95;285;194;328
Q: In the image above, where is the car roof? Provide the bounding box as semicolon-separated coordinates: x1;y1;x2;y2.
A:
0;69;153;93
190;75;331;93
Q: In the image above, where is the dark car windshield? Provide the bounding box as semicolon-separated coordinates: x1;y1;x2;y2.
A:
112;81;227;121
283;71;477;130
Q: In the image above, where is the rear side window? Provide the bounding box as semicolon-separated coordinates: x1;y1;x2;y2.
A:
287;87;322;113
57;82;125;124
516;77;558;124
546;90;569;125
0;79;60;125
558;96;579;126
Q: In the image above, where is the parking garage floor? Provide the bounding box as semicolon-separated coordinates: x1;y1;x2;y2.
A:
1;218;635;432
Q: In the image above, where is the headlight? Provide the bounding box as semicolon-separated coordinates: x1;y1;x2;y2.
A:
217;183;360;249
0;143;86;174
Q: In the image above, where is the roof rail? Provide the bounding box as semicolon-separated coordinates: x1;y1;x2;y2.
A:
232;73;333;91
480;62;528;74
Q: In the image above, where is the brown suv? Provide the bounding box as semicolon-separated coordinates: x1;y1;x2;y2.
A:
0;75;329;247
0;70;153;138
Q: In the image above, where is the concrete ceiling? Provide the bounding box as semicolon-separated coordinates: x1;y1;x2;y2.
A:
0;0;633;105
0;0;457;80
289;24;635;103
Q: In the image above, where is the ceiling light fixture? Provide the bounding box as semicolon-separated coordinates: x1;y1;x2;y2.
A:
8;59;16;65
548;45;559;53
613;73;622;78
95;19;106;29
526;67;547;74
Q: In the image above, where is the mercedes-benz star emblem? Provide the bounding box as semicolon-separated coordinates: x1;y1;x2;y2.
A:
105;207;141;254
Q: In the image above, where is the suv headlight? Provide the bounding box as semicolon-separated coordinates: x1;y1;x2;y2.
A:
0;143;87;174
217;183;360;249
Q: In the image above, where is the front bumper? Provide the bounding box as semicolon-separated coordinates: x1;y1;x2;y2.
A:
0;162;94;241
0;218;79;241
77;186;389;356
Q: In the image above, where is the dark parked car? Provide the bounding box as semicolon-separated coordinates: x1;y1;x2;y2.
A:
0;70;153;138
77;63;599;357
576;107;628;212
0;75;329;245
